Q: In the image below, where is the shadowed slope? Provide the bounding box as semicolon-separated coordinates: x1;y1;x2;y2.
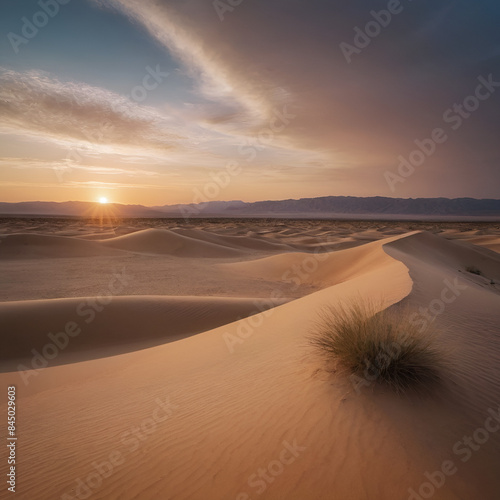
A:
0;233;124;259
0;295;288;370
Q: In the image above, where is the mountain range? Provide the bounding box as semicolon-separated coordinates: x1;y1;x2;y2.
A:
1;197;500;219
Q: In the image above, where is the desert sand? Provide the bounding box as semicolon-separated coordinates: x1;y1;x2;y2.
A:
1;218;500;500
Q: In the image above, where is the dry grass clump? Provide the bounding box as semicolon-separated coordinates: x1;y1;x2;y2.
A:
465;266;482;276
311;300;444;395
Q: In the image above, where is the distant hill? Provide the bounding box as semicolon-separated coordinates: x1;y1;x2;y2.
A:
1;197;500;219
0;201;162;217
156;196;500;218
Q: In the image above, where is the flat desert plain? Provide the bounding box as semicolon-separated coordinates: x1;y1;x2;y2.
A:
1;217;500;500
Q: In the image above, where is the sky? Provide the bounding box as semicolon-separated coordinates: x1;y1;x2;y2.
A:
0;0;499;206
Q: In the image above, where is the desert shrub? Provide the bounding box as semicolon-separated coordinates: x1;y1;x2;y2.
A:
311;300;444;395
465;266;482;276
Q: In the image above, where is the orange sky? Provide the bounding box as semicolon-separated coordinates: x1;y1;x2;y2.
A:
1;0;499;206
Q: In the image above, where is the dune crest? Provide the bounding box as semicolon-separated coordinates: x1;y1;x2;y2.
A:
98;228;251;258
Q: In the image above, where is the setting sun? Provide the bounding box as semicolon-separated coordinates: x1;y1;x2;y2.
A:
99;197;108;204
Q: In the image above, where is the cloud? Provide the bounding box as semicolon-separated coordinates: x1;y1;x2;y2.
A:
0;157;162;178
0;67;311;177
0;179;165;190
0;68;185;155
61;180;166;189
92;0;291;132
92;0;500;197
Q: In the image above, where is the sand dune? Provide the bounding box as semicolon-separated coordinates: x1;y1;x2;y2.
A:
385;232;500;417
218;233;415;287
0;233;123;259
460;235;500;253
389;230;500;270
0;229;270;260
0;295;287;371
0;230;413;500
99;228;247;258
1;229;499;499
171;227;293;252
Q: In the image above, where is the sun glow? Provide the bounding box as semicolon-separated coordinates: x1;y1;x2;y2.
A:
90;196;118;229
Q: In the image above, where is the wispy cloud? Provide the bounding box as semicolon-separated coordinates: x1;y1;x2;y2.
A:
0;68;185;155
0;67;307;172
92;0;290;132
0;157;161;178
0;179;165;190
